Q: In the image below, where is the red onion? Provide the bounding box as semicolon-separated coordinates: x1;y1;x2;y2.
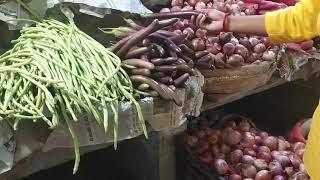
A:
268;160;283;175
254;43;267;53
223;43;235;55
244;148;257;157
171;6;182;11
262;51;276;61
196;140;210;154
258;146;271;154
195;28;207;38
271;151;281;159
225;129;242;145
230;37;240;45
254;159;268;170
230;149;243;164
299;164;307;174
206;2;213;8
253;144;259;151
259;132;268;139
221;144;231;154
278;139;290;151
181;5;193;11
295;149;305;159
235;44;249;58
183;27;195;40
227;121;237;129
242;164;257;178
199;151;213;164
242;132;255;148
195;1;206;10
249;37;259;47
171;0;183;6
227;54;244;67
255;170;272;180
219;32;232;44
289;172;309;180
239;120;251;132
185;135;199;147
275;155;290;167
242;155;255;164
216;153;226;160
257;152;272;163
211;145;221;156
206;42;221;55
285;167;295;177
289;154;302;169
229;174;242;180
273;175;285;180
192;38;206;51
207;36;219;44
196;130;207;139
263;136;278;151
255;136;263;145
174;20;185;30
186;0;197;6
229;4;241;14
214;159;229;175
250;128;258;134
173;29;182;35
216;2;228;12
208;133;219;145
160;8;171;13
292;142;305;153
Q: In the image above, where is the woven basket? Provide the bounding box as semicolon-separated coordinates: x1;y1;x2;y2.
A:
201;61;276;94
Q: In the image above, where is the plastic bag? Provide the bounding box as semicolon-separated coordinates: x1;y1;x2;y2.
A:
0;120;16;174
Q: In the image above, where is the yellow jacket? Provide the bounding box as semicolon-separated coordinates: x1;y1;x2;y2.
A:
265;0;319;179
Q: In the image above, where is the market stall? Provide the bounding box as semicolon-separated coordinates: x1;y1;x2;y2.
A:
0;0;319;179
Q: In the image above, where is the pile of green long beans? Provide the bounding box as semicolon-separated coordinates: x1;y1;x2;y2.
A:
0;19;146;173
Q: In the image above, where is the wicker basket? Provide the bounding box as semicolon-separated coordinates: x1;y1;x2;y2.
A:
201;61;276;94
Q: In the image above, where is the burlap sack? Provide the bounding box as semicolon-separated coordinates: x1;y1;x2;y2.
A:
201;61;276;94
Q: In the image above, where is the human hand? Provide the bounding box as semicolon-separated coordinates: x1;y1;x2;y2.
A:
191;9;225;33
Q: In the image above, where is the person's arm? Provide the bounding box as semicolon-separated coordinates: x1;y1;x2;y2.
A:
197;0;319;43
228;15;267;36
265;0;319;43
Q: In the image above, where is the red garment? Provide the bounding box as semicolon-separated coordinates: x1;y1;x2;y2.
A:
287;120;307;144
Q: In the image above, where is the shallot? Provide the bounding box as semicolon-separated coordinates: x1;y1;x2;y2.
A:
230;149;244;164
263;136;278;151
242;164;257;178
255;170;272;180
214;159;229;175
268;160;283;175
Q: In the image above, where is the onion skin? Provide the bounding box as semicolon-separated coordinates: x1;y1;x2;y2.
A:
214;159;229;175
289;154;302;169
239;120;251;132
229;174;242;180
230;149;244;164
223;43;236;55
268;160;283;176
292;142;305;153
256;152;272;163
255;170;272;180
254;159;268;170
242;155;255;164
273;175;285;180
225;129;242;145
262;51;276;61
263;136;278;151
275;155;291;167
199;151;214;164
258;146;271;154
242;164;257;178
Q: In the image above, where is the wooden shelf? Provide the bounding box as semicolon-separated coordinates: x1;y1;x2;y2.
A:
201;76;289;112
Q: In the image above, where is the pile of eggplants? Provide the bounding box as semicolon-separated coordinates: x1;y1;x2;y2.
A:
104;15;207;106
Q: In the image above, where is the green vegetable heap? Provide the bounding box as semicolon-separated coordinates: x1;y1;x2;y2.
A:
0;19;146;173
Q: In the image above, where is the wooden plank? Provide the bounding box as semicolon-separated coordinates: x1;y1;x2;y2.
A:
201;76;288;112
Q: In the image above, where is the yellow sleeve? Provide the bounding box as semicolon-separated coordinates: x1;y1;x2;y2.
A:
265;0;319;44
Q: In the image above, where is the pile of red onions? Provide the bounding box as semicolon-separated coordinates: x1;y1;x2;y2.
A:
183;119;309;180
163;0;281;70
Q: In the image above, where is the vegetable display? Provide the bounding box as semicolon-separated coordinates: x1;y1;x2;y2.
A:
102;18;198;105
152;0;281;70
182;119;309;179
0;19;146;173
